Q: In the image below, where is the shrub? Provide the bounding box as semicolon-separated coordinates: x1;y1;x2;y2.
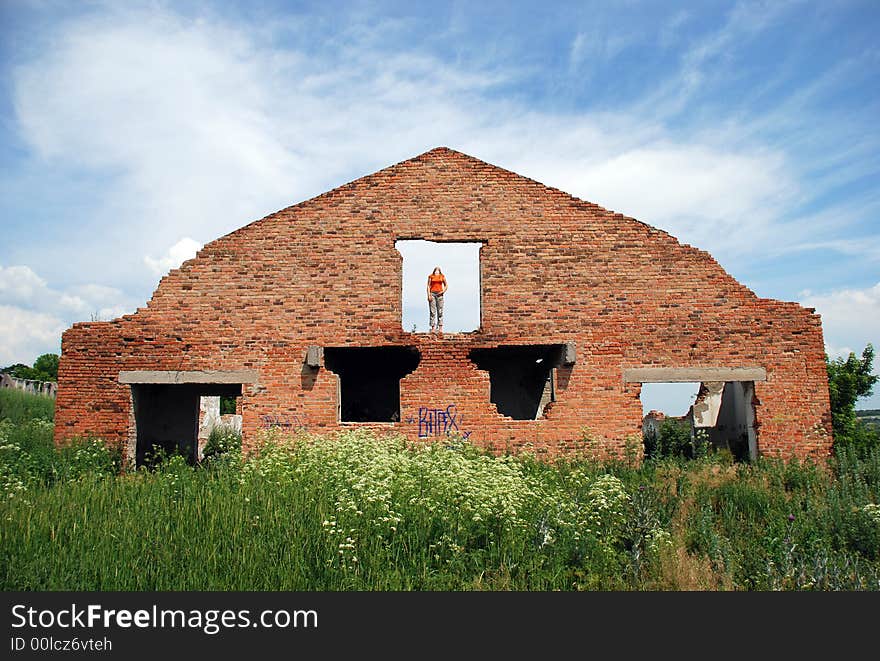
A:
202;425;242;460
55;438;121;482
0;419;117;499
828;345;878;452
644;418;702;460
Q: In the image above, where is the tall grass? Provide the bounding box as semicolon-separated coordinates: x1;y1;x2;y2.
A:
1;390;878;590
0;388;54;423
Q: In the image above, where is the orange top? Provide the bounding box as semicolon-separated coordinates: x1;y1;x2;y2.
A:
428;273;447;294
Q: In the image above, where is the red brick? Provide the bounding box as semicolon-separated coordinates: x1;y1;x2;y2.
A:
54;148;833;461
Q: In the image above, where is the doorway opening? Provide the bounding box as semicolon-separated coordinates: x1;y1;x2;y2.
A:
131;382;242;467
639;380;757;461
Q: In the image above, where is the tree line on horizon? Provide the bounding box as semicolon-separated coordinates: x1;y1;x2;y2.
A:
1;353;59;383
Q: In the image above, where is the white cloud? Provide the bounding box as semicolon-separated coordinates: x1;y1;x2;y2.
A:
12;11;305;279
0;305;66;366
800;282;880;354
800;282;880;407
0;262;132;318
542;142;795;251
0;265;48;306
569;29;633;69
0;262;136;364
775;236;880;262
144;237;202;276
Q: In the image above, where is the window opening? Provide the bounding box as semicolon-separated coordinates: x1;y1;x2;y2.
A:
324;346;421;422
396;240;482;333
469;344;566;419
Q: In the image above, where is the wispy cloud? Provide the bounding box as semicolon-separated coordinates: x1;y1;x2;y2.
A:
658;10;691;49
9;4;872;279
777;238;880;262
569;29;634;70
668;0;801;110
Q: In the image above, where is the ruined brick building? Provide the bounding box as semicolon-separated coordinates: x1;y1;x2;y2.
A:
54;148;833;463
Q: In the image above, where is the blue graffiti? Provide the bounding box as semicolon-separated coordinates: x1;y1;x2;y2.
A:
417;404;470;440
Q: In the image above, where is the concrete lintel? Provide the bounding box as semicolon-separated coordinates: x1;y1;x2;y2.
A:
119;370;259;385
623;367;766;383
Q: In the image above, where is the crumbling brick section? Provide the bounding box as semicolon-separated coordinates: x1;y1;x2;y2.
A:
54;148;833;461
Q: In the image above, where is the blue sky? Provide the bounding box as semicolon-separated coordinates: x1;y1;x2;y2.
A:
1;0;878;410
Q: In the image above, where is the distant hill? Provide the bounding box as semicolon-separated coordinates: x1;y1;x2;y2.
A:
856;409;880;430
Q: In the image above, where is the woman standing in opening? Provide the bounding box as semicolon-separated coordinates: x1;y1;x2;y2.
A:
426;266;448;334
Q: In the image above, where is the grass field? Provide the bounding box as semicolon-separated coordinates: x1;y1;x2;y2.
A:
1;388;878;590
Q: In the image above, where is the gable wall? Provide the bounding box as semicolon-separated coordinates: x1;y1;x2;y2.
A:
54;149;832;460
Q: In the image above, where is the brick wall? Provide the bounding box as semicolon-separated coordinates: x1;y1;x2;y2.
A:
54;147;833;460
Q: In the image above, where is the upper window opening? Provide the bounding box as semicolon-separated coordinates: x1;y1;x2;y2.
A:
396;240;482;333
